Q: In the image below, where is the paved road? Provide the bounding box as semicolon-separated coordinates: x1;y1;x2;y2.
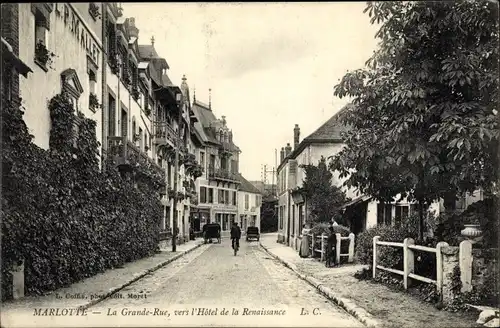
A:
86;239;363;327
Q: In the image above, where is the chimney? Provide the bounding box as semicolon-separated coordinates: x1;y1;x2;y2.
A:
280;147;285;162
294;124;300;149
285;143;292;157
128;17;139;38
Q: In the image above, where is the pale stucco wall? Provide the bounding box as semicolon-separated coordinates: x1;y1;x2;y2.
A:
237;191;261;231
19;3;104;152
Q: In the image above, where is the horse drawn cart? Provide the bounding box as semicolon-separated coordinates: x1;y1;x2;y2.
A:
203;223;221;244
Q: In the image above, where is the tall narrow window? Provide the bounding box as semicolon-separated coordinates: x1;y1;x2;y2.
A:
208;188;213;203
245;194;249;210
108;94;116;136
200;187;207;203
233;191;237;206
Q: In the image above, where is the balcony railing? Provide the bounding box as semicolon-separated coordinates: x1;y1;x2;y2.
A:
153;121;176;146
208;166;240;183
108;136;164;178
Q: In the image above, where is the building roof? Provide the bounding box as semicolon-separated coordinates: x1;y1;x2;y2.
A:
277;104;352;171
238;174;262;194
303;104;352;142
138;44;159;58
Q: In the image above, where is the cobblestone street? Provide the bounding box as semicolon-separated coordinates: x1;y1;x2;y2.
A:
87;239;363;327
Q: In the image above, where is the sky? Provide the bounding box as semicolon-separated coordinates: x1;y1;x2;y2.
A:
122;2;380;182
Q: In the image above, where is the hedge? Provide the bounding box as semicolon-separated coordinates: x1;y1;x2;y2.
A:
1;94;163;301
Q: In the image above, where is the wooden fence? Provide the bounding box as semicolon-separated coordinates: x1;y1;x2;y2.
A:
372;236;449;292
306;232;355;263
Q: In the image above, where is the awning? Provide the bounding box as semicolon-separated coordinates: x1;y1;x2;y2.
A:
1;38;32;77
341;195;372;209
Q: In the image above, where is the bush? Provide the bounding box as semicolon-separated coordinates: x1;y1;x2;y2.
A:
309;222;351;236
1;95;163;300
435;198;498;248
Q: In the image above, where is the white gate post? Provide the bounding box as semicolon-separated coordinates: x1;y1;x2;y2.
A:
335;233;341;264
348;233;355;263
373;236;380;279
459;240;473;293
403;238;415;289
320;233;326;262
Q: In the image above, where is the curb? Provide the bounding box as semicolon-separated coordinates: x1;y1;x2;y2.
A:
260;242;379;328
79;242;204;310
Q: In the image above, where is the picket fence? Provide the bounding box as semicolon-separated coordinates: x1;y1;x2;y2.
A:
306;232;355;263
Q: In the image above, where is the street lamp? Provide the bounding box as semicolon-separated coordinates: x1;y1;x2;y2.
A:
172;90;183;252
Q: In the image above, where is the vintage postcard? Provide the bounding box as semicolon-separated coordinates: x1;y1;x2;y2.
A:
1;1;498;327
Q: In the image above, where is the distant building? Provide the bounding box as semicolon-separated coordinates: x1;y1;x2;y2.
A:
190;96;241;237
237;175;262;232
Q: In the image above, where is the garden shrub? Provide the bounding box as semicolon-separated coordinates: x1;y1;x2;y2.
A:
1;94;163;301
434;198;498;248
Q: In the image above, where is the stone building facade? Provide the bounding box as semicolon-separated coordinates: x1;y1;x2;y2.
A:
4;2;200;243
190;96;242;237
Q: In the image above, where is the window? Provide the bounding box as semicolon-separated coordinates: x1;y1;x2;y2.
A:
210;154;216;170
377;203;395;226
34;12;48;47
395;205;409;226
200;151;205;170
298;204;304;234
200;187;206;203
139;127;143;150
208;188;213;203
254;195;258;207
108;93;116;136
384;204;392;225
230;215;235;227
245;194;249;210
233;191;237;205
222;214;228;231
88;70;96;95
231;160;237;174
219;189;225;204
225;190;229;204
216;213;221;226
279;206;284;230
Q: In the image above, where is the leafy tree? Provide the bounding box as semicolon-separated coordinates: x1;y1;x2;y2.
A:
260;199;278;232
330;1;499;238
301;157;349;224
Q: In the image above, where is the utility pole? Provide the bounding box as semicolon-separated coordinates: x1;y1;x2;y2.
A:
172;91;183;252
262;164;276;197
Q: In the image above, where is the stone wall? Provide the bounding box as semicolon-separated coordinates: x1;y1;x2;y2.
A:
441;244;498;305
471;248;498;291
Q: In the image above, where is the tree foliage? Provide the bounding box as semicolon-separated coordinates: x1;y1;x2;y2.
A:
330;1;499;210
300;157;349;224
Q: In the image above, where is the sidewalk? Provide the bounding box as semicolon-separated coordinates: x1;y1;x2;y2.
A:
1;239;204;314
260;233;479;328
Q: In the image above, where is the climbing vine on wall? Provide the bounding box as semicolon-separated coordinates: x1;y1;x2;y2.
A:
1;93;162;301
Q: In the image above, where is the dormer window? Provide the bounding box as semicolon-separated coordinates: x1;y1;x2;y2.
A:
60;68;84;112
219;130;223;141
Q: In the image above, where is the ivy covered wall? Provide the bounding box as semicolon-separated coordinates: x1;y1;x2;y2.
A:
1;94;162;301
